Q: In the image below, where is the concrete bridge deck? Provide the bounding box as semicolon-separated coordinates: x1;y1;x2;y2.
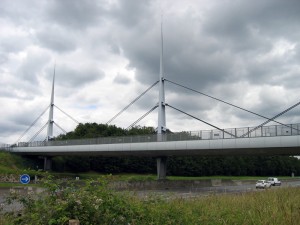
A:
9;123;300;157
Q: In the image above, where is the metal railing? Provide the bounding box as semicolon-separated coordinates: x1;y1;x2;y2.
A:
0;144;12;151
14;123;300;148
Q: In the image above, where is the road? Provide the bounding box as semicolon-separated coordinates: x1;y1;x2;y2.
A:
132;180;300;199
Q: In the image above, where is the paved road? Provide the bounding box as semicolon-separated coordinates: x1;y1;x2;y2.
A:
132;180;300;199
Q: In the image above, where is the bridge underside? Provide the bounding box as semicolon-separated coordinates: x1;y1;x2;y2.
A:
11;135;300;157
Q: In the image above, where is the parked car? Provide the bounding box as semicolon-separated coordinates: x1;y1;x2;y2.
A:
256;180;271;189
267;177;281;186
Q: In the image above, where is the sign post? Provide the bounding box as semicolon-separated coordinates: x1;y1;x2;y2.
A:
20;174;30;184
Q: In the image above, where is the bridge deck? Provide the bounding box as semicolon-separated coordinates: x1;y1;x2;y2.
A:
8;123;300;157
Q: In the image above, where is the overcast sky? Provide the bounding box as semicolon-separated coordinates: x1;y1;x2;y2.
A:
1;0;300;144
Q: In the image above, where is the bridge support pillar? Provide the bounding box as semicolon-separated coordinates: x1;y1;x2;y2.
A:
43;157;52;171
157;157;167;180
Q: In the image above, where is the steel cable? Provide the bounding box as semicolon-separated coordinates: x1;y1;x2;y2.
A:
165;79;300;133
53;122;67;134
126;105;158;130
240;100;300;137
15;105;50;144
166;104;236;137
54;105;80;124
29;122;48;142
106;80;159;124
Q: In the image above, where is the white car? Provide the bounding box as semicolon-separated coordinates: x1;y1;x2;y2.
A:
267;177;281;186
256;180;271;189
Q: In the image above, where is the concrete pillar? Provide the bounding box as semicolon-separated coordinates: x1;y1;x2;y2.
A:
43;157;52;171
157;157;167;180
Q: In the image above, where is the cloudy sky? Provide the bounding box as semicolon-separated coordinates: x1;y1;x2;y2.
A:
1;0;300;144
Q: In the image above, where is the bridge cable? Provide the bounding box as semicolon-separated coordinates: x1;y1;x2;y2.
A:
126;105;158;130
165;79;299;132
53;122;67;134
106;80;159;125
240;100;300;138
29;122;48;143
54;105;80;124
15;105;50;144
166;104;237;138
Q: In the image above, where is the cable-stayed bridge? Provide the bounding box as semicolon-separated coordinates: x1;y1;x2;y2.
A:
4;73;300;180
11;123;300;157
2;25;300;180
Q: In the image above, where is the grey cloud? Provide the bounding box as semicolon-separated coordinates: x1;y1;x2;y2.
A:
0;35;30;54
111;0;152;27
47;0;104;29
0;0;44;24
117;0;300;106
16;52;50;85
2;0;300;141
113;74;131;84
36;26;78;52
203;0;300;54
54;65;105;88
0;105;48;141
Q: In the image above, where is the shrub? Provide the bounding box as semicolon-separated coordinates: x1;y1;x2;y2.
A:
3;175;143;225
2;175;300;225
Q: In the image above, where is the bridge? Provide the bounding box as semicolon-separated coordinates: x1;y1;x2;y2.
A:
10;123;300;157
6;122;300;179
2;24;300;180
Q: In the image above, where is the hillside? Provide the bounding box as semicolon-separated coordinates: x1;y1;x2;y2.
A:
0;151;26;174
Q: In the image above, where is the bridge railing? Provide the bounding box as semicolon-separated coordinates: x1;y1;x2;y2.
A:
0;143;12;151
15;123;300;148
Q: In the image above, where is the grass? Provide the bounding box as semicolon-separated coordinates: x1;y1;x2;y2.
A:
129;187;300;224
2;177;300;225
0;152;24;174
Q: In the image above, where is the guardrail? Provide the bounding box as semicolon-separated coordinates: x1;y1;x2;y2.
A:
0;144;12;151
14;123;300;148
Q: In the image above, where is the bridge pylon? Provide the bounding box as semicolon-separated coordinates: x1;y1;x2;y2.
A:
157;18;167;180
47;65;55;141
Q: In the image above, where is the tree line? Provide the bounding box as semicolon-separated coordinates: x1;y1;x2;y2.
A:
49;123;300;176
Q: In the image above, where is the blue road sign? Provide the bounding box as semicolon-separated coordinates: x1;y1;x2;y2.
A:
20;174;30;184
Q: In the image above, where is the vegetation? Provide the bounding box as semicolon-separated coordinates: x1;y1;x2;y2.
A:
0;151;25;174
1;176;300;225
0;151;41;174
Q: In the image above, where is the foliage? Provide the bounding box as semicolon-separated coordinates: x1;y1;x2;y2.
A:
55;123;155;141
2;176;300;225
0;151;42;175
3;175;143;225
167;155;300;177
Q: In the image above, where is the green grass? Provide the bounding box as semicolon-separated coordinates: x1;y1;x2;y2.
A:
2;177;300;225
0;152;24;174
147;187;300;225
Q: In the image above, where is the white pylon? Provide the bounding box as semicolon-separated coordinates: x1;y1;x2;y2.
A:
47;64;55;141
157;18;166;138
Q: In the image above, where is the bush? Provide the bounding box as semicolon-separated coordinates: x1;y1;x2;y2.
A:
3;175;300;225
3;175;143;225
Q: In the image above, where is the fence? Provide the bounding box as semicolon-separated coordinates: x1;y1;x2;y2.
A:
14;123;300;148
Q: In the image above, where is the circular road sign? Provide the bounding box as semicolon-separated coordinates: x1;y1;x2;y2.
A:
20;174;30;184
